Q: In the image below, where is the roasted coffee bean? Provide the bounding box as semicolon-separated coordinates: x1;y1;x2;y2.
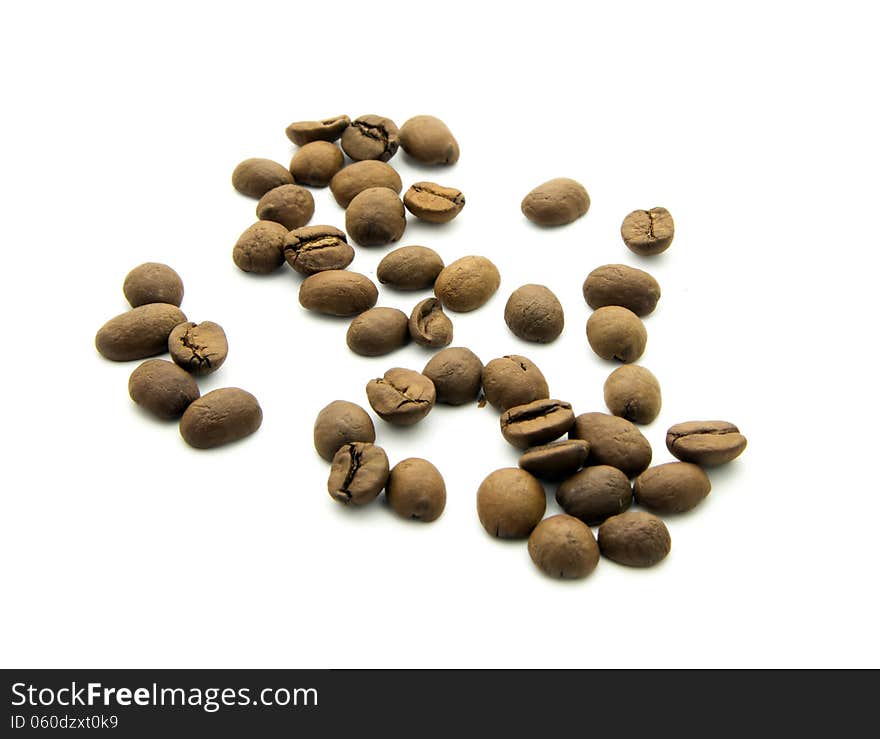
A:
399;115;460;165
556;465;633;526
283;225;353;275
168;321;228;375
327;442;389;506
409;298;453;348
346;307;410;356
634;462;711;514
521;178;590;226
341;114;400;162
231;157;294;198
598;511;671;567
95;303;187;361
621;207;674;256
313;400;376;462
433;255;500;312
299;271;378;316
666;421;747;466
477;468;546;539
403;182;465;223
482;355;549;412
128;359;200;420
329;160;402;208
422;347;483;405
377;245;444;290
255;184;315;230
528;515;600;579
385;458;446;522
345;187;406;247
500;399;575;450
286;115;350;146
504;284;564;343
179;388;262;449
233;220;289;274
569;412;652;477
582;264;661;317
603;365;661;424
518;439;590;481
587;306;647;363
123;263;183;308
365;368;436;426
289;141;344;187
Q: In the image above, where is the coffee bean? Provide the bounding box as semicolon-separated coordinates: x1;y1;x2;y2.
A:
128;359;200;420
518;441;590;482
582;264;661;317
365;368;436;426
231;157;294;198
329;160;402;208
528;514;600;579
345;187;406;247
603;365;661;424
521;178;590;226
95;303;187;361
403;182;465;223
313;400;376;462
385;458;446;522
500;399;575;450
504;284;564;343
633;462;711;514
477;468;546;539
255;184;315;230
285;114;350;146
666;421;747;466
433;256;500;312
123;263;183;308
422;347;483;405
179;387;262;449
482;355;549;411
341;114;400;162
399;115;460;165
289;141;344;187
587;306;647;363
409;298;453;348
168;321;228;375
233;220;289;274
283;225;353;275
377;245;445;290
621;207;674;256
327;441;389;506
598;511;671;567
299;271;378;316
569;412;652;477
556;465;633;526
346;307;410;356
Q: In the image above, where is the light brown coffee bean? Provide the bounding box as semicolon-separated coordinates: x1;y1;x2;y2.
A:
569;412;652;477
528;515;600;579
583;264;661;317
422;347;483;405
346;307;410;356
255;184;315;230
598;511;671;567
477;468;546;539
634;462;711;514
289;141;344;187
299;271;378;316
504;284;564;343
500;399;575;450
621;207;674;256
232;158;294;198
521;178;590;226
95;303;187;362
283;225;353;275
313;400;376;462
329;160;402;208
556;465;633;526
377;245;444;290
233;220;289;274
403;182;465;223
482;355;549;411
409;298;453;348
365;368;436;426
345;187;406;247
179;388;262;449
518;439;590;481
168;321;228;375
399;115;460;165
123;263;183;308
285;115;350;146
385;458;446;522
128;359;200;420
327;442;389;506
603;365;661;424
341;115;400;162
433;256;500;312
587;306;647;363
666;421;747;466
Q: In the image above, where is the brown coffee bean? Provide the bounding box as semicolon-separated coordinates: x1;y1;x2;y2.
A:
409;298;453;348
583;264;661;317
403;182;465;223
422;347;483;405
285;115;350;146
179;388;262;449
346;307;410;357
556;465;633;526
521;178;590;226
504;284;564;343
587;306;647;363
433;256;500;312
482;355;549;411
255;184;315;230
500;399;575;450
327;442;389;506
231;158;294;198
289;141;344;187
329;160;402;208
128;359;200;420
365;368;435;426
95;303;187;362
377;246;444;290
477;468;546;539
168;321;228;375
621;207;674;256
603;365;661;424
528;515;600;579
283;225;353;275
518;439;590;481
569;412;652;477
341;114;400;162
385;458;446;522
123;263;183;308
313;400;376;462
299;271;378;316
345;187;406;247
233;220;288;274
598;511;671;567
666;421;747;466
399;115;460;165
634;462;711;514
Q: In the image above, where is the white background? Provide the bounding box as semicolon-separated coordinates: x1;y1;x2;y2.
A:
1;1;878;668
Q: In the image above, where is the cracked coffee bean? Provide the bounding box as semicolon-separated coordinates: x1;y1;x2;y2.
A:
345;187;406;247
587;306;647;363
283;225;353;275
433;255;500;312
123;263;183;308
231;158;294;198
603;365;661;424
329;160;402;208
313;400;375;462
299;271;378;316
289;141;344;187
327;441;389;506
385;458;446;522
128;359;200;420
569;412;652;477
340;114;400;162
477;468;546;539
346;307;410;357
583;264;661;317
399;115;460;165
634;462;711;514
598;511;671;567
377;245;444;290
521;178;590;226
422;347;483;406
403;182;465;223
504;284;564;343
285;114;350;146
621;207;674;256
518;439;590;481
256;184;315;230
95;303;187;362
500;399;575;450
179;387;262;449
666;421;747;466
556;465;633;526
528;514;600;580
365;368;436;426
168;320;228;376
409;298;453;348
233;220;288;274
481;355;549;411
